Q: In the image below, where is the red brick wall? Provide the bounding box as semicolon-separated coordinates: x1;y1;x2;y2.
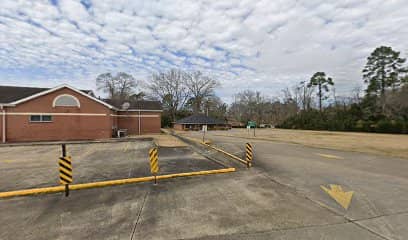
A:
173;123;184;131
5;87;113;142
0;109;4;142
117;111;161;135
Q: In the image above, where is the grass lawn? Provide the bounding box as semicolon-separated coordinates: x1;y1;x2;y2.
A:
212;128;408;159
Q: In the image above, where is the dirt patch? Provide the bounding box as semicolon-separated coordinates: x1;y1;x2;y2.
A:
151;134;188;147
212;128;408;159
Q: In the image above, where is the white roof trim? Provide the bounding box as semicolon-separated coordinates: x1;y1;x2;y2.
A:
9;84;116;110
117;109;163;112
0;103;16;107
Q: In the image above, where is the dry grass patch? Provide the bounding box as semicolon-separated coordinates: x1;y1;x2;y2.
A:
215;128;408;159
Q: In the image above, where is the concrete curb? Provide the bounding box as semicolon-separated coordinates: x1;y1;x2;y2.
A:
173;132;248;166
161;128;232;168
0;168;236;199
0;137;153;148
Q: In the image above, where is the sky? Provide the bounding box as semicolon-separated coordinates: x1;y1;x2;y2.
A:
0;0;407;103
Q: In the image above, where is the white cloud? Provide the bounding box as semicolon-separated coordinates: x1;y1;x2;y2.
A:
59;0;90;22
0;0;407;100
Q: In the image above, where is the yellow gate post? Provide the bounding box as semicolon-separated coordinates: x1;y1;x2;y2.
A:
59;144;73;197
149;147;159;184
245;143;253;168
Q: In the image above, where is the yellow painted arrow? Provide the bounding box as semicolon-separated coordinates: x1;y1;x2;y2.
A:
321;184;354;210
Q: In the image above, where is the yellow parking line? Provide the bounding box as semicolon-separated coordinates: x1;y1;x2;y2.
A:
316;153;343;159
0;168;235;199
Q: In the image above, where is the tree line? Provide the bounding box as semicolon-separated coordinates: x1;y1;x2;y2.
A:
95;69;225;126
95;45;408;134
278;46;408;133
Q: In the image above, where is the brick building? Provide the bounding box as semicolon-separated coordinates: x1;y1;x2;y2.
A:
174;114;230;131
0;84;162;143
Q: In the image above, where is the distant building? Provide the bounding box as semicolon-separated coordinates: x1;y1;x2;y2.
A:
0;84;162;143
226;117;245;128
174;114;230;131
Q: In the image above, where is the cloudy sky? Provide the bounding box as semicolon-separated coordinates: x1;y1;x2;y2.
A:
0;0;407;102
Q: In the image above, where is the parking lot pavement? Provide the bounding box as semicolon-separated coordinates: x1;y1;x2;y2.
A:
151;134;188;147
184;132;408;239
0;140;222;192
1;167;362;240
0;183;150;240
2;135;407;239
187;223;383;240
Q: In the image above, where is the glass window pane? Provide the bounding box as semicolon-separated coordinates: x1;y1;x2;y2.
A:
30;115;41;122
54;95;79;107
41;115;52;122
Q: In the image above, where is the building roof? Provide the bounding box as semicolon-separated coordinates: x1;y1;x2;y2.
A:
0;84;162;111
175;114;226;125
0;85;93;104
104;99;162;111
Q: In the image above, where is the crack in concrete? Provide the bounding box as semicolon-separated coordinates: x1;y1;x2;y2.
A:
179;221;380;240
255;168;394;240
169;132;401;239
130;188;149;240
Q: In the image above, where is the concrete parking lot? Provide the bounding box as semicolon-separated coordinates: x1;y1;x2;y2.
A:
0;140;222;192
182;130;408;240
1;133;407;239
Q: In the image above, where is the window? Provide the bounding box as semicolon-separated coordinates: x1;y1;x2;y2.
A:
30;115;52;122
53;94;80;107
41;115;52;122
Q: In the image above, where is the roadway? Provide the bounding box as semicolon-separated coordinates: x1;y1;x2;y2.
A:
1;134;407;239
184;131;408;240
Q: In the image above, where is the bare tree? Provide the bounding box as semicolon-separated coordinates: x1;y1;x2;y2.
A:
351;85;363;104
297;81;314;110
115;72;137;100
148;69;189;122
184;71;218;114
202;96;227;119
96;73;115;98
384;85;408;119
228;89;299;126
96;72;137;104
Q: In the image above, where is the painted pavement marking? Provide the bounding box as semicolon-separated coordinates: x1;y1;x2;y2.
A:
321;184;354;210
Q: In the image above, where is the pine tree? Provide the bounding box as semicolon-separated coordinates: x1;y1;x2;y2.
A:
362;46;406;113
308;72;334;112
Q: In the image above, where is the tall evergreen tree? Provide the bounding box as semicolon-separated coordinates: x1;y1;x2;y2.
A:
362;46;406;112
308;72;334;112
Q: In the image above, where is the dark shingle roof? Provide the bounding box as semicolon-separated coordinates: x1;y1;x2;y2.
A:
0;86;48;103
0;85;94;104
104;99;162;110
176;114;226;124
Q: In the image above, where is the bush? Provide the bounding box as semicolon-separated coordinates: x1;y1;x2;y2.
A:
161;115;172;128
375;119;407;133
277;110;407;134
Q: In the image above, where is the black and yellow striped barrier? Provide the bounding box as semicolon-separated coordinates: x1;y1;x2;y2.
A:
149;147;159;184
245;143;253;168
59;156;73;184
59;144;72;196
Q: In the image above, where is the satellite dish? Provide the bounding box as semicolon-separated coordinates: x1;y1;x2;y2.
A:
122;102;130;110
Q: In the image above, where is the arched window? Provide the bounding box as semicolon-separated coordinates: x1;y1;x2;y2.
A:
53;94;80;108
